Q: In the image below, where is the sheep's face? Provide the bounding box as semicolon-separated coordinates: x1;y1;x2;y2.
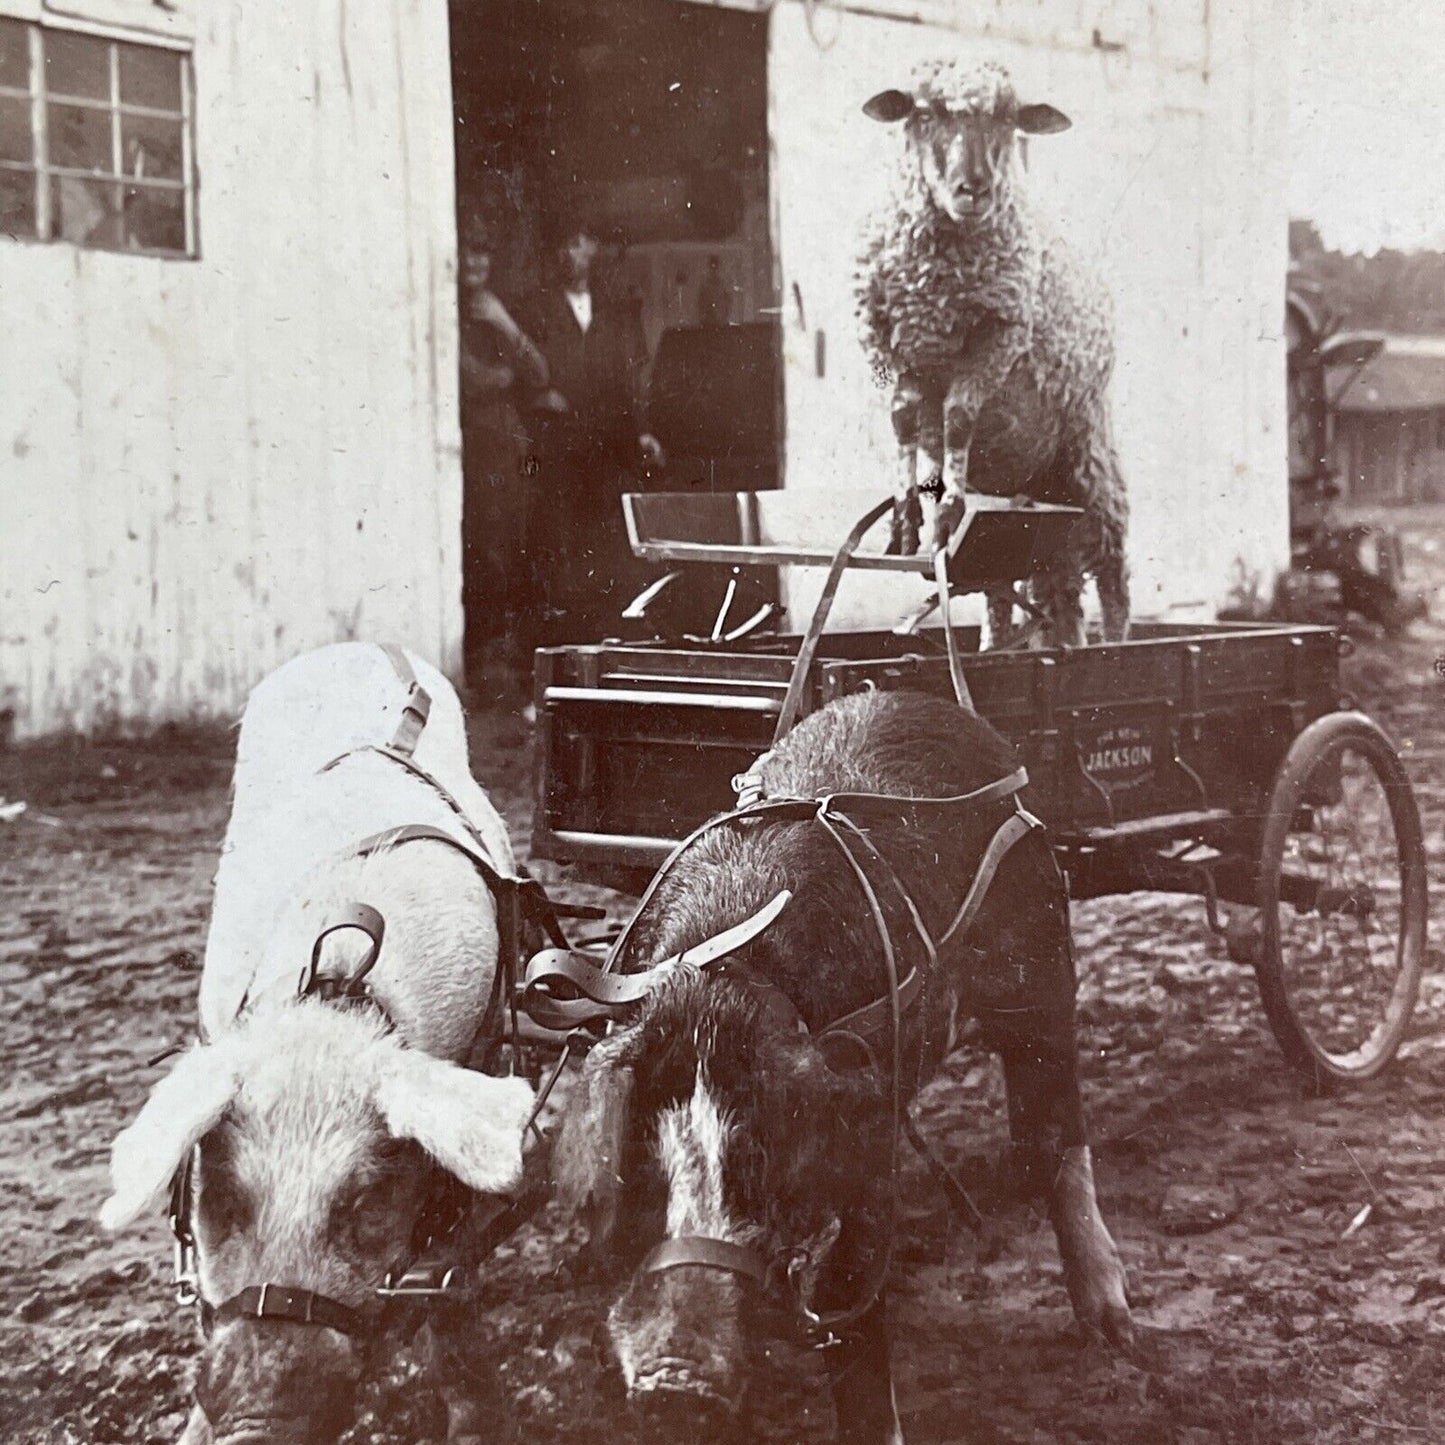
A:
863;69;1072;224
909;109;1017;223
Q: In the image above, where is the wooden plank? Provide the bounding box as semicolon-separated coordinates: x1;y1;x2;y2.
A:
623;490;1079;576
545;832;678;871
544;686;782;714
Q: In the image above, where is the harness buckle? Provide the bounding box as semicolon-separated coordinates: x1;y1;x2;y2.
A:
393;682;430;754
377;1264;463;1298
173;1237;199;1308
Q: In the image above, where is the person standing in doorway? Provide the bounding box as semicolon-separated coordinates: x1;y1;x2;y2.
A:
524;220;664;642
458;221;549;673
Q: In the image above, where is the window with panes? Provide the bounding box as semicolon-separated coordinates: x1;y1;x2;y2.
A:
0;17;194;256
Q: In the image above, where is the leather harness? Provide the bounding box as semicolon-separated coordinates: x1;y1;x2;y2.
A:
170;643;566;1342
518;758;1042;1345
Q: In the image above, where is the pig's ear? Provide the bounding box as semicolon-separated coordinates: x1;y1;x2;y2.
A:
374;1051;534;1196
100;1043;241;1232
553;1030;635;1245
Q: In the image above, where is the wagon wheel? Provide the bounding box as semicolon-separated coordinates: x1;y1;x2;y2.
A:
1252;711;1428;1085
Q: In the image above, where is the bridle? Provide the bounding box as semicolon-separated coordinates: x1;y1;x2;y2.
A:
519;761;1042;1347
167;643;567;1346
169;1136;546;1345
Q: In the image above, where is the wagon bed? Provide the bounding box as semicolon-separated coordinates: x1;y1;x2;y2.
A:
530;489;1427;1087
532;619;1340;875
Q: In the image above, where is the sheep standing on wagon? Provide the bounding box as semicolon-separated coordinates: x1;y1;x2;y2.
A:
854;60;1130;647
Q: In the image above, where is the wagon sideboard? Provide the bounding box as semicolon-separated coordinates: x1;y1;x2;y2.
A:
531;622;1344;894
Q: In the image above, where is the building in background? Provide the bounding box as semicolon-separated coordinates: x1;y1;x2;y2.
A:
1331;337;1445;506
3;0;1289;738
2;0;460;738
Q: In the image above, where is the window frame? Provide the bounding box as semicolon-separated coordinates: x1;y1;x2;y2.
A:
0;16;197;258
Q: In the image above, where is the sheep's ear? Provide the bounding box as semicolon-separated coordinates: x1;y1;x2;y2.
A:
1017;103;1072;135
100;1043;240;1232
863;89;916;123
553;1030;636;1249
374;1051;534;1196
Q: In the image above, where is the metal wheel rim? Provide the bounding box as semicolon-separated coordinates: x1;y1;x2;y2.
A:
1258;714;1427;1080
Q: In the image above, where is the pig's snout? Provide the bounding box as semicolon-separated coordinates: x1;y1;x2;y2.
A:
632;1372;738;1440
194;1320;360;1444
632;1355;733;1407
608;1268;747;1423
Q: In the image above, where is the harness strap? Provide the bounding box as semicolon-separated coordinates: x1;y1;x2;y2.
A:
600;798;821;978
774;497;893;745
235;824;521;1026
801;806;904;1340
934;546;975;712
338;822;568;1060
208;1283;367;1339
939;809;1044;946
542;768;1032;1046
301;902;385;1000
638;1236;769;1290
331;746;499;858
823;963;923;1041
341;824;566;948
821;766;1028;818
518;890;792;1032
377;643;432;757
771;496;978;751
731;766;1028;822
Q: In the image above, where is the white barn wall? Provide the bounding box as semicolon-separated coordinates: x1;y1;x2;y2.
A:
767;0;1289;632
0;0;462;738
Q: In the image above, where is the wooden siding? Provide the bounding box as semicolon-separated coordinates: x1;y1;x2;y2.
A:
0;0;461;738
688;0;1211;73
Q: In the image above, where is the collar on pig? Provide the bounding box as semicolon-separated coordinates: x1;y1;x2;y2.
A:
522;765;1037;1346
167;1150;370;1339
168;1145;525;1343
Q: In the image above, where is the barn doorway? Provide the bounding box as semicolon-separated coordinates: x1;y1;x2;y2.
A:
448;0;780;678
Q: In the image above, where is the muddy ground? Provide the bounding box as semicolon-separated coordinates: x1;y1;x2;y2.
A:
4;510;1445;1445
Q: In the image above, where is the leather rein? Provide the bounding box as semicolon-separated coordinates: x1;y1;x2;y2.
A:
518;761;1040;1347
169;643;567;1342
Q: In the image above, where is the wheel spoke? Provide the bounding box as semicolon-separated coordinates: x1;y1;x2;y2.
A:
1257;716;1426;1081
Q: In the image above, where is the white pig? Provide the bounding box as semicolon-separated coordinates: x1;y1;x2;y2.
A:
101;642;535;1445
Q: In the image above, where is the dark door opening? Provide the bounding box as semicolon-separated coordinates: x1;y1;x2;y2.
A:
449;0;780;674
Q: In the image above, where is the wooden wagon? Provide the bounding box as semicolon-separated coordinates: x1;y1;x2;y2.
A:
529;489;1428;1086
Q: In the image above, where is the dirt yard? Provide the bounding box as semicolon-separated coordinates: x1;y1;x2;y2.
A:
4;512;1445;1445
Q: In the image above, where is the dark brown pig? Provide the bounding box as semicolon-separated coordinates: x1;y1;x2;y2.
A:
555;689;1131;1444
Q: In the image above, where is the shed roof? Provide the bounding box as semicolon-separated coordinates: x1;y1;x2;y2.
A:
1333;334;1445;415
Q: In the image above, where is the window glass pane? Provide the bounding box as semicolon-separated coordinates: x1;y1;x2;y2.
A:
0;18;28;91
44;30;110;101
0;94;31;164
122;114;181;180
54;173;119;246
0;164;36;239
118;43;180;112
49;100;113;173
123;182;184;252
